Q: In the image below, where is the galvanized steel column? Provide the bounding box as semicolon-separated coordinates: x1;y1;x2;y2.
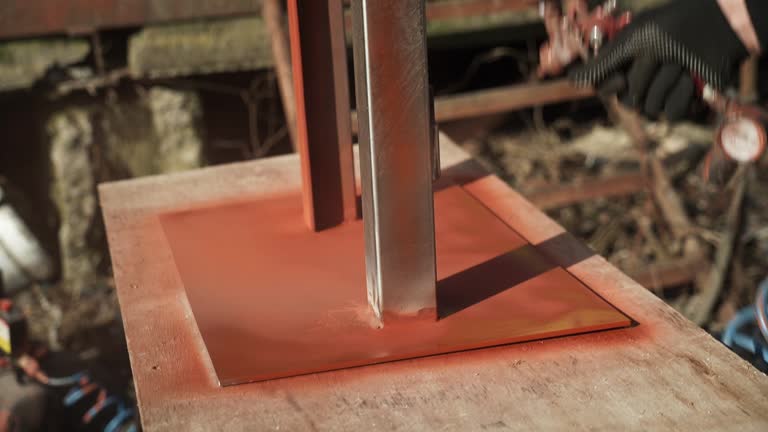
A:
350;0;437;321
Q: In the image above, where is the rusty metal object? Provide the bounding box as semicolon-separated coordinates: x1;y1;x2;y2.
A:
342;0;539;30
2;0;544;80
0;0;262;40
287;0;357;231
351;79;594;133
436;79;594;122
526;172;646;210
159;181;630;385
0;0;539;40
426;0;535;19
350;0;437;320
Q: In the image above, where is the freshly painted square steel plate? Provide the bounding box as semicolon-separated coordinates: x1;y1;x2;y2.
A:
160;184;631;386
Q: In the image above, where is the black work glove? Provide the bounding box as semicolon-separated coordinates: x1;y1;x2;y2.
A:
570;0;749;121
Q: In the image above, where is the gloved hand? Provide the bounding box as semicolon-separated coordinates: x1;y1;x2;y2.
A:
570;0;749;121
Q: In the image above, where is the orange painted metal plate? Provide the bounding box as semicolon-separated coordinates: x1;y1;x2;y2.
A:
160;184;630;386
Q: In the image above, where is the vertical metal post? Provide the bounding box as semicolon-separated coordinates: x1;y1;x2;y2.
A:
351;0;437;321
287;0;357;231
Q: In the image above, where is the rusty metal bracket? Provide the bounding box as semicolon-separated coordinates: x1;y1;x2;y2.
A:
288;0;357;231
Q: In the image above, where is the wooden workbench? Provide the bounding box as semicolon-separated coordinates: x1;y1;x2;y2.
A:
100;137;768;431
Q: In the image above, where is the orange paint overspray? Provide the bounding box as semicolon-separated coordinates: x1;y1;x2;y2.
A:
160;184;631;386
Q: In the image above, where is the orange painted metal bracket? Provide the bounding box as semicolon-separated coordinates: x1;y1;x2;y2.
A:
159;173;631;386
287;0;357;232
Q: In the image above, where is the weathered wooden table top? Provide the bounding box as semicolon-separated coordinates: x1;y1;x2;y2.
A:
100;137;768;431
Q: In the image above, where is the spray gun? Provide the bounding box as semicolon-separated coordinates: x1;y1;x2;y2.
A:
537;0;767;170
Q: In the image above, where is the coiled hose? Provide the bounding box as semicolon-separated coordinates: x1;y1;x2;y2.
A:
17;354;137;432
722;277;768;364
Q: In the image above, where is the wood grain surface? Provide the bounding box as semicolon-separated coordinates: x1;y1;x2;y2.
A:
100;135;768;431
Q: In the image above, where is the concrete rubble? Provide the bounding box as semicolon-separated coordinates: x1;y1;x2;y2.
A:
47;88;204;297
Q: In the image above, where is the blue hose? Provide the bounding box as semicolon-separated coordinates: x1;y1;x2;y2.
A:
104;404;136;432
756;278;768;342
723;275;768;365
44;370;136;431
83;396;119;424
46;371;85;387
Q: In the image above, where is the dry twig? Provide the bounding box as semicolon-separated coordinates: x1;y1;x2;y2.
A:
685;167;748;325
262;0;297;149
